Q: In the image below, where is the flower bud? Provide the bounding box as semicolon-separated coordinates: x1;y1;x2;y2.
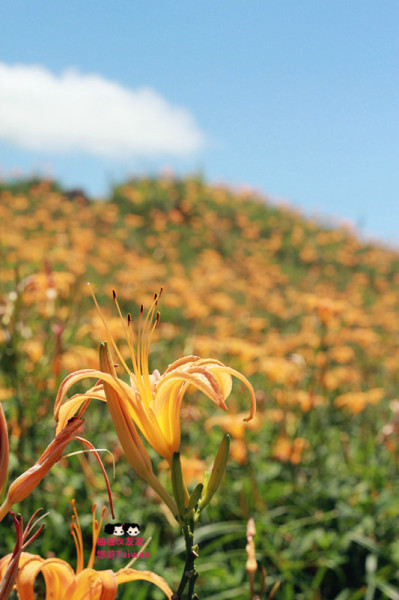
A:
247;517;256;540
187;483;203;512
171;452;187;519
0;418;82;520
199;434;230;511
246;518;257;575
99;343;180;520
99;342;154;481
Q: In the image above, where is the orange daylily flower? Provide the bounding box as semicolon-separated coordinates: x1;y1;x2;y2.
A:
54;289;256;466
0;501;173;600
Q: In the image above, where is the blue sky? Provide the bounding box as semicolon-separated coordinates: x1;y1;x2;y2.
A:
0;1;398;243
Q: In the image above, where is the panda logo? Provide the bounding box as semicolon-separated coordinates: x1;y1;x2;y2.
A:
124;523;141;536
104;523;125;536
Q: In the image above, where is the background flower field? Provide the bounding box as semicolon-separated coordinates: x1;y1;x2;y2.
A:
1;176;399;599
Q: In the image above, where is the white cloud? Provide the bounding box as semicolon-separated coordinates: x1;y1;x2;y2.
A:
0;62;205;159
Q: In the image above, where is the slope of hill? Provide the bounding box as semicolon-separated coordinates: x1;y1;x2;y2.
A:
1;176;399;599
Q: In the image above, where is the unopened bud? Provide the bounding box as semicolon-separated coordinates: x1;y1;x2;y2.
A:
247;517;256;540
187;483;203;512
246;517;257;575
199;434;230;511
171;452;187;519
99;342;154;481
0;418;82;521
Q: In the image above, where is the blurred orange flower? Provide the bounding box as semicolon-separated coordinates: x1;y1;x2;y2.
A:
335;388;385;414
272;437;309;465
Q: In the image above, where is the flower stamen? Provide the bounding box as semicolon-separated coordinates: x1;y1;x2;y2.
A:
88;503;106;569
88;283;131;376
71;499;84;574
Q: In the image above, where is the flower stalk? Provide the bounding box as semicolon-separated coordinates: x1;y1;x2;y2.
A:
170;453;199;599
171;452;189;520
171;438;230;599
173;517;198;600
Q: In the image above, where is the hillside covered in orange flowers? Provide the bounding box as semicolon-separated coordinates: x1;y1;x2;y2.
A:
1;176;399;598
2;176;398;411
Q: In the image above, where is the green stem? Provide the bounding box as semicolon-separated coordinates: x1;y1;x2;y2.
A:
174;518;198;600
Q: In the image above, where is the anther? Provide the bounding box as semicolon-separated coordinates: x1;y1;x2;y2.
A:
140;304;144;314
156;311;160;325
112;290;117;301
127;313;131;325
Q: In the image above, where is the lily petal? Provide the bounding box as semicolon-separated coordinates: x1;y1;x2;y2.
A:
17;555;75;600
69;568;117;600
116;567;173;599
55;369;106;421
56;387;106;435
210;365;257;421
